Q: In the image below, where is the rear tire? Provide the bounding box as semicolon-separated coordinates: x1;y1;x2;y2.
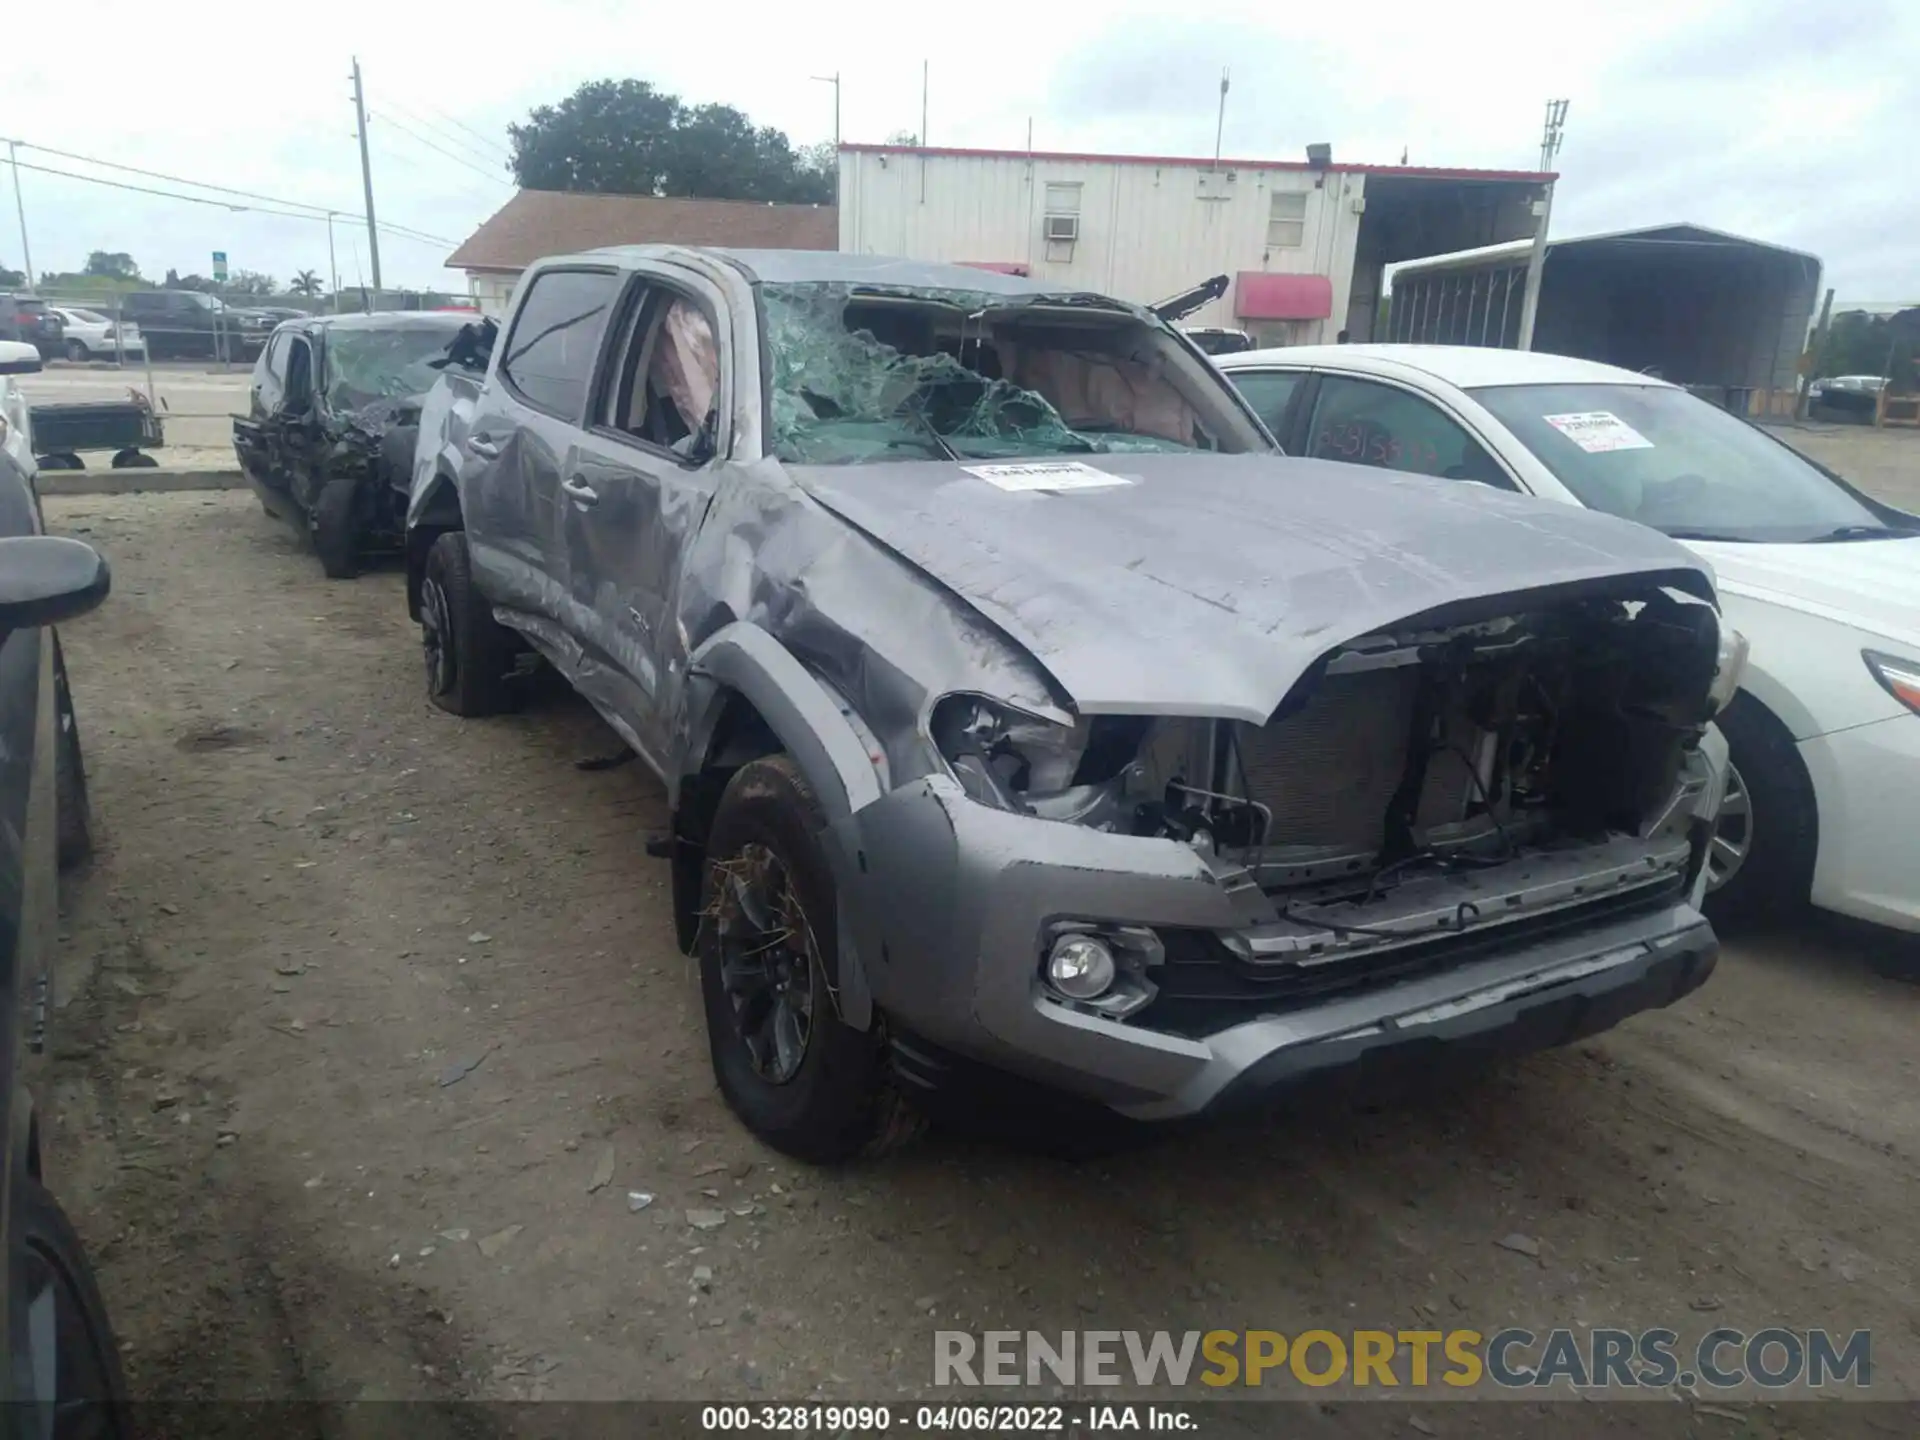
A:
698;756;920;1163
12;1175;131;1437
1703;694;1817;929
421;531;515;717
53;636;92;872
311;478;361;580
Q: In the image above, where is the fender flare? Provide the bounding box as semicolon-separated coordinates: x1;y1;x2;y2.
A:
680;622;884;1029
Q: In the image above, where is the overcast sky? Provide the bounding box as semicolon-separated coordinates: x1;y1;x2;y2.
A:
6;0;1914;299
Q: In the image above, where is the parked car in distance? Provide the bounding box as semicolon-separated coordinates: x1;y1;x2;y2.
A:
1217;342;1920;934
234;311;470;577
407;248;1739;1161
1182;326;1255;356
0;427;125;1428
1808;374;1888;418
0;295;64;358
116;290;260;361
47;306;144;363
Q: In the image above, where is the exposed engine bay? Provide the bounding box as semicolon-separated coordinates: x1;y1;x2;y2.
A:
932;584;1731;984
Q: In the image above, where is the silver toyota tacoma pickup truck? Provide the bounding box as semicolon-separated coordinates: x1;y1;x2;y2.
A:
407;248;1741;1161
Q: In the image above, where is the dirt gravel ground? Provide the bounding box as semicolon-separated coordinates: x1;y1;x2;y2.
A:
33;489;1920;1435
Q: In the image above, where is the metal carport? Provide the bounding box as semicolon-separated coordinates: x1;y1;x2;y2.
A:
1387;223;1823;416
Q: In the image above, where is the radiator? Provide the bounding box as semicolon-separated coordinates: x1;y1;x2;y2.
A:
1236;669;1475;851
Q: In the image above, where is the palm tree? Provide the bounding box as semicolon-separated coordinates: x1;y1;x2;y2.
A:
290;270;323;298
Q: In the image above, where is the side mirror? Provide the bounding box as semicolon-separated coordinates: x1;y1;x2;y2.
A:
0;536;111;631
0;340;42;376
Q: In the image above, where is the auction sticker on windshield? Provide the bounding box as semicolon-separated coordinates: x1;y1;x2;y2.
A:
963;461;1135;492
1543;411;1655;454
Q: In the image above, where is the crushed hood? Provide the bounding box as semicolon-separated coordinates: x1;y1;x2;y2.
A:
791;452;1716;723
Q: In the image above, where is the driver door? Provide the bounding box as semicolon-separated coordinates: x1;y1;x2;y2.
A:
564;270;727;764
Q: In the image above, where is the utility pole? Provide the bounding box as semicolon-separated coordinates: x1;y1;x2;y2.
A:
1796;284;1834;420
351;58;383;298
1517;98;1568;352
6;140;34;293
921;61;929;148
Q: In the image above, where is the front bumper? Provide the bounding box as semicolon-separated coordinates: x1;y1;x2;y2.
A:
843;774;1719;1121
1801;713;1920;932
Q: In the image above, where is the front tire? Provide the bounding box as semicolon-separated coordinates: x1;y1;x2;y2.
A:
1703;694;1817;928
12;1176;131;1437
311;477;361;580
64;340;90;363
698;756;920;1163
420;531;515;717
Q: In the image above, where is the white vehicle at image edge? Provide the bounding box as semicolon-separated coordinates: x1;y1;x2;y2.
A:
47;306;145;362
0;340;37;475
1216;344;1920;932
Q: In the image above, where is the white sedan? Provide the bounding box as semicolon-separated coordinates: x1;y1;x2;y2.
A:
1216;343;1920;933
47;306;144;362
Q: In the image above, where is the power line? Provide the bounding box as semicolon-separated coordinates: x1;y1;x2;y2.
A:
379;96;511;169
7;137;455;245
370;111;509;189
11;139;341;220
8;158;457;248
417;102;515;165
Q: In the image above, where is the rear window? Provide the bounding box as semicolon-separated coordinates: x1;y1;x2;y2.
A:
499;269;620;420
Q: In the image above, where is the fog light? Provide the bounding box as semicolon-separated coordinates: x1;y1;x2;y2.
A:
1046;934;1116;1000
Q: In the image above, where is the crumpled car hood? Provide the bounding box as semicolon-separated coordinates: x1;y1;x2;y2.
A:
790;452;1716;723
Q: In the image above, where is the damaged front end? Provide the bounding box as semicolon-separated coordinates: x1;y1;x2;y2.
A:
847;577;1740;1118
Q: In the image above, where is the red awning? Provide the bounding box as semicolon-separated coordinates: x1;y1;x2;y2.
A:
1235;272;1333;320
958;261;1031;276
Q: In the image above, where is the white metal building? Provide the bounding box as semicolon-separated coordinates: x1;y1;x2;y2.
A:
836;143;1551;345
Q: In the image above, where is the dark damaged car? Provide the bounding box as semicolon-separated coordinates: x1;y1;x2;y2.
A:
405;248;1743;1161
234;312;469;577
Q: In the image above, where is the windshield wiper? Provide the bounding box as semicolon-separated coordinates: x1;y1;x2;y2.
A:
1806;523;1914;543
1661;528;1750;543
898;409;960;461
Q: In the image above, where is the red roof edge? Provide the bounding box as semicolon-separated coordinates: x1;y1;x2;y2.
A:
957;261;1031;276
840;142;1553;184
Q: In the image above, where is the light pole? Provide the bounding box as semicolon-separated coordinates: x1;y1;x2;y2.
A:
325;211;340;307
810;72;841;149
5;140;34;292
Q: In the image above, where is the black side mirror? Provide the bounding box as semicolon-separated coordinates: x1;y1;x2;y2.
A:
0;352;42;377
0;536;111;630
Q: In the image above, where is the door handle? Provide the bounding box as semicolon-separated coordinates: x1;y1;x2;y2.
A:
466;432;501;459
561;474;599;507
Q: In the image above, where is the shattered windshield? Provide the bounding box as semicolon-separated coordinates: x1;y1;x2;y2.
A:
325;327;463;411
761;282;1251;465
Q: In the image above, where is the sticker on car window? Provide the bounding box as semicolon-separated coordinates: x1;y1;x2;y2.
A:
962;461;1134;492
1543;411;1654;454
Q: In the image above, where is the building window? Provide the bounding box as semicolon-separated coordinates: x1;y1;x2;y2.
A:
1267;191;1307;248
1044;182;1082;216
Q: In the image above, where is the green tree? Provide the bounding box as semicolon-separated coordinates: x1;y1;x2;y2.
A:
290;270;324;297
1819;309;1920;393
84;251;141;280
0;264;25;288
224;270;278;297
509;79;832;204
